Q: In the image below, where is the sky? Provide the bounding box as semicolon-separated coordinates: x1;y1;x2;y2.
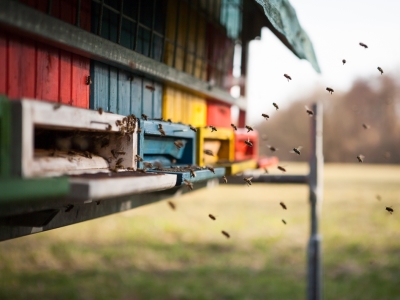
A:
245;0;400;123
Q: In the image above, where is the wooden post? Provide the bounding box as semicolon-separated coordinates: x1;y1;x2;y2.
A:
307;102;324;300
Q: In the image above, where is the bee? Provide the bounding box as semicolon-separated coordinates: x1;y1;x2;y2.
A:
357;154;365;163
158;124;166;136
135;154;144;162
53;103;61;110
267;145;278;152
386;206;394;214
86;75;92;85
189;169;196;178
291;146;302;155
98;107;103;115
111;149;118;159
167;201;176;210
96;200;101;205
116;157;124;165
280;202;287;210
210;125;217;132
244;138;253;147
115;164;124;169
106;124;112;131
326;87;334;94
359;42;368;49
245;125;253;133
273;103;279;110
116;120;123;126
342;59;346;65
207;166;215;174
277;166;286;172
143;162;153;168
221;230;230;238
377;67;383;75
376;195;381;201
141;114;148;121
65;204;74;212
262;113;269;120
362;124;370;129
183;179;193;190
145;85;155;91
189;125;197;132
203;149;214;156
208;214;216;220
126;167;134;171
231;124;238;130
68;150;78;155
83;151;92;159
167;118;172;123
305;106;314;116
222;176;228;183
282;219;287;225
109;166;119;173
174;140;184;149
137;128;142;133
137;168;147;173
283;74;292;82
244;177;253;186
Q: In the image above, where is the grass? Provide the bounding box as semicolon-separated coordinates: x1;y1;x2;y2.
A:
0;163;399;300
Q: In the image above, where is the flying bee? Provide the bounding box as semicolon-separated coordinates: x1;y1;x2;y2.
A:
280;202;287;210
326;87;334;94
203;149;214;156
342;59;346;65
189;169;196;178
283;74;292;82
141;114;148;121
167;201;176;210
210;126;217;132
83;151;92;159
267;145;278;152
222;176;228;183
208;214;216;220
207;166;215;174
359;42;368;49
231;124;237;130
145;85;155;91
362;124;370;129
135;154;143;162
291;146;302;155
245;125;253;133
277;165;286;172
98;107;103;115
221;230;230;238
244;138;253;147
86;75;92;85
189;125;197;132
158;124;166;136
357;154;365;163
305;106;314;116
116;120;123;126
273;103;279;110
377;67;383;75
386;206;394;214
183;179;193;190
174;140;184;149
262;113;270;120
143;162;153;168
116;157;124;165
282;219;287;225
244;177;253;186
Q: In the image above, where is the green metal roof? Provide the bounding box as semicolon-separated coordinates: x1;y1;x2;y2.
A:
255;0;321;73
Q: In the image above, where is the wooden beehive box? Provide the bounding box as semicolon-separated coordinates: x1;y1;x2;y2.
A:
197;127;234;166
235;128;259;161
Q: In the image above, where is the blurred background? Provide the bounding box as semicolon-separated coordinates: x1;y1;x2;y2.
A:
1;0;400;299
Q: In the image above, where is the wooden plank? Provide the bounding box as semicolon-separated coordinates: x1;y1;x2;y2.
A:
59;50;72;104
153;82;162;118
90;61;109;111
108;66;118;113
142;78;154;117
130;76;143;117
8;35;36;99
71;54;90;108
217;159;257;176
0;33;7;95
80;0;92;31
36;43;60;102
117;69;131;115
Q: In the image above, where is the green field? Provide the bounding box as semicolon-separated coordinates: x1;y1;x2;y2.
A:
0;163;399;300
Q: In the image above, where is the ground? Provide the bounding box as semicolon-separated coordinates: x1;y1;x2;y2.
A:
0;163;399;300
